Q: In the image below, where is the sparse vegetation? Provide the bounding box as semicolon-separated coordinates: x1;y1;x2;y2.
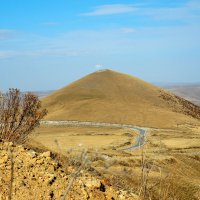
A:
1;72;200;200
61;150;88;200
0;88;47;144
42;70;200;128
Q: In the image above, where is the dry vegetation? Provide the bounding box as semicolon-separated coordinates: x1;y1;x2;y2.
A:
27;123;200;200
32;125;137;152
0;89;47;144
30;70;200;199
1;122;200;199
165;84;200;106
42;70;200;128
1;140;139;200
1;72;200;199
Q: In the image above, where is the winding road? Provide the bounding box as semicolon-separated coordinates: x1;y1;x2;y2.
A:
41;120;148;150
123;127;148;150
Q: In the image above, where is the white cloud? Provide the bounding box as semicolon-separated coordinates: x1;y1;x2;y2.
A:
135;1;200;21
82;4;137;16
81;1;200;22
95;64;103;69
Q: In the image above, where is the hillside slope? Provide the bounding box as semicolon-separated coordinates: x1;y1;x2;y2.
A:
42;70;200;128
165;84;200;106
0;140;137;200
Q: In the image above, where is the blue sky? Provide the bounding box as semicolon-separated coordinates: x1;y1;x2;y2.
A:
0;0;200;91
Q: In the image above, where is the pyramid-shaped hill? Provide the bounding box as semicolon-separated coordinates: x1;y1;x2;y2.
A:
42;70;200;128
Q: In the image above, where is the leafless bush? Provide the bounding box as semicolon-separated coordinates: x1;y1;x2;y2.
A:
0;88;47;144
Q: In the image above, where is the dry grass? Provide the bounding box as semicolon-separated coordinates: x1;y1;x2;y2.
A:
165;84;200;106
26;123;200;200
42;70;200;128
31;125;136;153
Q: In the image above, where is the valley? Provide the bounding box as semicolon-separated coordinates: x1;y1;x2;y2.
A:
28;121;200;200
1;0;200;198
31;70;200;199
1;70;200;200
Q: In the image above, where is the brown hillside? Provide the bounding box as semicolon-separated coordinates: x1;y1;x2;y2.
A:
42;70;200;128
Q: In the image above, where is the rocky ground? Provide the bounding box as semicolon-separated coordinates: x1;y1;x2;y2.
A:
0;140;139;200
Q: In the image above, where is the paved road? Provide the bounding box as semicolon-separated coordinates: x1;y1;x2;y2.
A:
123;127;147;150
41;120;148;150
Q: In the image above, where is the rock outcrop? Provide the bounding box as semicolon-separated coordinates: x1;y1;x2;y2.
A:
0;140;138;200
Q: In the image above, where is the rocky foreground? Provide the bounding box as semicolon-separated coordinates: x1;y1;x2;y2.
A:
0;140;138;200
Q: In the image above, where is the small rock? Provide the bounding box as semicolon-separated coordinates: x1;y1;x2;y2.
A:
48;165;55;173
85;179;100;188
81;188;89;199
41;151;51;158
119;196;125;199
36;159;44;165
0;155;8;164
30;158;37;164
28;150;37;158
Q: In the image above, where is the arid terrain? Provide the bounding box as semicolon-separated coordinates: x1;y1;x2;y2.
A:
1;70;200;200
42;70;200;128
1;0;200;199
164;84;200;106
28;70;200;199
29;121;200;200
0;139;138;200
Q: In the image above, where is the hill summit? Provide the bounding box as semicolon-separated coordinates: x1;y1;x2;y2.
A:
42;70;200;128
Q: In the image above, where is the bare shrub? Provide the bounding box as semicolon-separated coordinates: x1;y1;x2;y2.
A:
0;88;47;144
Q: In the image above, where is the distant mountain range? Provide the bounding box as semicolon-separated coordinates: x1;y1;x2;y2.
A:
27;90;55;99
163;84;200;106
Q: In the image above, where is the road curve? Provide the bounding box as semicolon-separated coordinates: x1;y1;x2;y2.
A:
123;127;148;150
41;120;148;150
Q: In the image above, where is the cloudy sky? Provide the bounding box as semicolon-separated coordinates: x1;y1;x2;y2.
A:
0;0;200;91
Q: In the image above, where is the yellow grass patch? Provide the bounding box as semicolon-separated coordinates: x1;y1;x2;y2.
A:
32;126;136;153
